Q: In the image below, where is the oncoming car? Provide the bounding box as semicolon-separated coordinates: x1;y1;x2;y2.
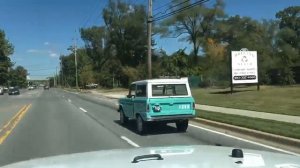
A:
44;85;49;90
8;87;20;95
118;78;196;134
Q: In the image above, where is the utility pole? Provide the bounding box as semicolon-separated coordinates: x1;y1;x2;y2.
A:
74;38;79;89
147;0;152;79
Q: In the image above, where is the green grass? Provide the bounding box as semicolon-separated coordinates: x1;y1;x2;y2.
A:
96;87;127;93
197;110;300;139
192;85;300;116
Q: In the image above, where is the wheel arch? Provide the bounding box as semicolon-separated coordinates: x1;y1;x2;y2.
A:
118;104;123;112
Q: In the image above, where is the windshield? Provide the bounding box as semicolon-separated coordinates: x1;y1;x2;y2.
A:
0;0;299;167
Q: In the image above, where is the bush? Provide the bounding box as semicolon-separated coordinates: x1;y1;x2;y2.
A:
120;66;139;87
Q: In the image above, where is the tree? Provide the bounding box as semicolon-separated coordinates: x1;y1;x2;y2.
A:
79;64;95;87
60;54;76;87
9;66;28;87
60;48;93;87
274;6;300;84
0;30;14;86
103;0;148;66
80;26;110;71
159;49;193;77
201;38;228;86
158;0;225;63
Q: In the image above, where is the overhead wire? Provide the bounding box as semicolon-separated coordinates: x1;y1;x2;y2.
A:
153;0;189;17
152;0;175;12
152;0;209;22
79;0;101;28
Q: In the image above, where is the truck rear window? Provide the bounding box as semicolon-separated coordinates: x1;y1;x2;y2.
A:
152;84;188;96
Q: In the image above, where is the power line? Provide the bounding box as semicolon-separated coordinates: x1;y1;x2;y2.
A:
153;0;189;17
153;0;208;21
153;0;174;12
152;0;209;22
79;0;101;28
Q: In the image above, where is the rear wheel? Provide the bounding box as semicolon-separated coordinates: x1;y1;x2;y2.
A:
176;120;188;132
136;115;147;135
119;109;128;125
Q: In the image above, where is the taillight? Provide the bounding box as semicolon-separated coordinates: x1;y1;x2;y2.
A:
192;102;195;110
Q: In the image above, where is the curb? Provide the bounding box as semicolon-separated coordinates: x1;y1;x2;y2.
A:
192;118;300;154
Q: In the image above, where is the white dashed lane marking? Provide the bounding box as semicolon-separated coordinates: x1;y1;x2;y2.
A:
79;107;87;113
121;136;140;148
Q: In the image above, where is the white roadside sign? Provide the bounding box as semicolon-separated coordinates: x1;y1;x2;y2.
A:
231;50;258;84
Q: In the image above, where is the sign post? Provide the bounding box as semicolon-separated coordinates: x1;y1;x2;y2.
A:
231;48;258;93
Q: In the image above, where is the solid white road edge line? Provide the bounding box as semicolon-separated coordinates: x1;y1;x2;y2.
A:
121;136;140;148
79;107;87;113
188;124;300;156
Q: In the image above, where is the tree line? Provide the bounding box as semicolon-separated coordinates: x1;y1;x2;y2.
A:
0;30;28;88
57;0;299;88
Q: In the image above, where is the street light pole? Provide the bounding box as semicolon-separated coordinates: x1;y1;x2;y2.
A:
147;0;152;79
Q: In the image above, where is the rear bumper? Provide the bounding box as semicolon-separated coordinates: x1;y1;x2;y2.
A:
146;114;195;122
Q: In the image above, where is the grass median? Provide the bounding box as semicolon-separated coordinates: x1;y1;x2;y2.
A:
197;110;300;139
192;85;300;116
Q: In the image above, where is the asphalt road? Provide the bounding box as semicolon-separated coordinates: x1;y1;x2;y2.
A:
0;88;293;166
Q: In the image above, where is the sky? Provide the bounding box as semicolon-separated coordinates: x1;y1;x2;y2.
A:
0;0;299;80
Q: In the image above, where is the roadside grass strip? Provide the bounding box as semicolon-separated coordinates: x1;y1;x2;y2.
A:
197;110;300;140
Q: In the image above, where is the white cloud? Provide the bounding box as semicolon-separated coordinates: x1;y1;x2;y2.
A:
44;42;49;45
27;48;58;58
49;53;58;57
48;50;58;57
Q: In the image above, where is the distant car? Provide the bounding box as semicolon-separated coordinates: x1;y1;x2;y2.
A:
85;83;98;89
0;87;4;95
44;85;49;90
28;86;35;90
118;78;196;134
8;87;20;95
3;87;8;93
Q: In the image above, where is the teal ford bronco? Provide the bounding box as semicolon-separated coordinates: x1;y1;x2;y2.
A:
118;78;196;134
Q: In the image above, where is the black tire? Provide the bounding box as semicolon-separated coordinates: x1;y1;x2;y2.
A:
176;120;188;132
119;109;128;125
136;115;147;135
